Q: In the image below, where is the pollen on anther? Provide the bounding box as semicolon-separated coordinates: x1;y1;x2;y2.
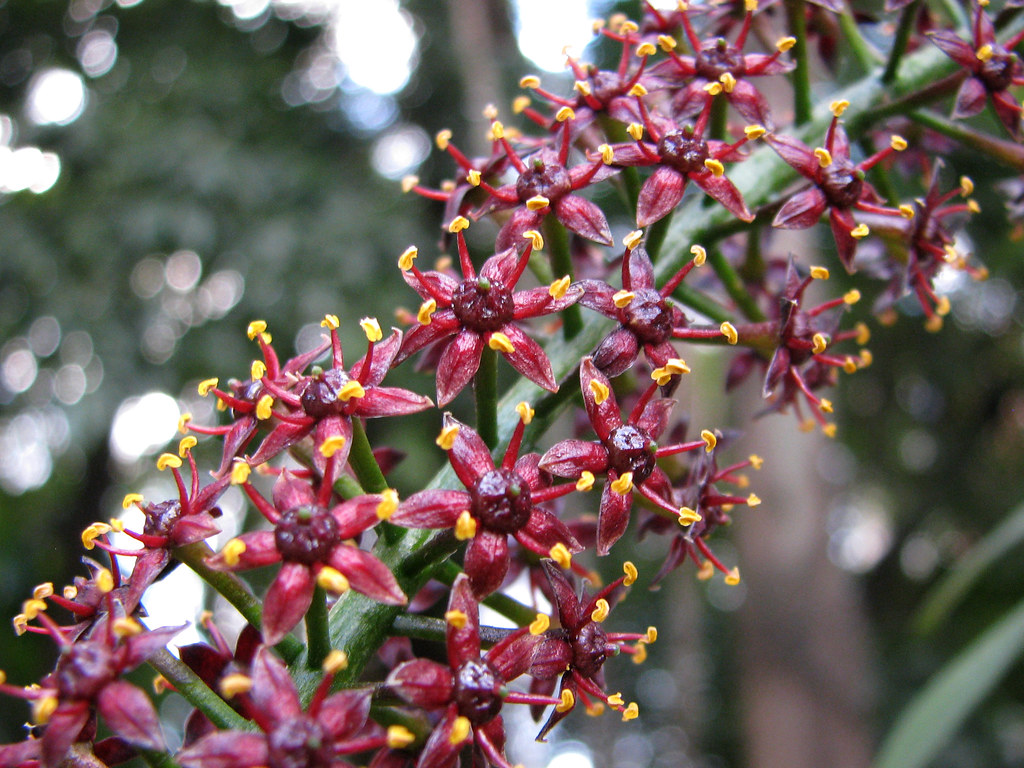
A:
449;716;472;746
519;75;540;89
747;493;762;507
744;125;766;140
417;299;437;326
701;429;717;452
488;332;515;354
178;435;198;457
197;378;219;397
810;266;830;280
246;320;268;340
623;229;644;250
830;99;850;117
556;689;575;713
599;144;615;164
436;424;459;450
607;692;624;707
435;129;452;150
549;275;571;299
516;401;535;425
777;35;796;51
626;122;644;141
398;246;418;271
812;333;828;355
448;216;470;233
512;96;531;114
678;507;702;525
720;322;738;344
814;148;833;167
376;489;399;520
823;423;838;437
387;726;415;750
445;609;468;629
611;472;634;495
658;34;677;51
704;158;725;176
591;598;610;623
122;492;144;509
255;395;274;420
555;106;576;122
522;229;544;251
632;644;648;664
455;511;477;541
530;613;550;635
157;453;182;471
401;175;419;193
526;195;550;211
589;379;610;404
725;567;741;585
230;461;251;486
576;471;595;492
704;82;723;95
320;436;347;458
489;121;505;140
550;542;572;569
976;43;994;61
338;381;366;402
623;561;638;586
322;649;349;675
96;567;115;593
219;673;253;699
317;567;350;594
613;290;636;308
360;317;383;342
851;223;870;239
960;176;974;196
749;454;764;470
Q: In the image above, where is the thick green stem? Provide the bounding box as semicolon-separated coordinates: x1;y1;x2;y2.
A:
148;648;251;731
644;208;673;263
882;0;922;83
435;559;537;626
544;218;582;338
349;418;387;493
707;247;766;322
709;94;728;142
173;541;303;663
908;110;1024;172
391;613;517;646
839;3;879;73
785;0;812;125
475;345;499;450
305;585;331;669
671;283;734;324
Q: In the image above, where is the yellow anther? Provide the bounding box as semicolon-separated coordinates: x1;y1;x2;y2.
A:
977;43;994;61
851;223;870;239
122;492;144;509
576;471;595;492
635;43;657;58
810;266;830;280
589;598;610;624
550;542;572;569
967;199;981;214
488;332;515;354
695;560;714;580
32;583;53;601
852;322;870;346
830;99;850;117
33;696;58;725
436;424;459;450
777;35;797;51
823;422;838;438
620;230;643;251
113;617;143;638
812;333;828;355
216;399;227;412
197;377;219;396
842;356;859;374
401;175;419;193
515;401;535;425
935;295;951;316
440;180;456;193
899;204;915;219
435;129;452;150
96;567;114;593
416;298;437;326
588;378;610;404
519;230;544;253
574;80;592;96
323;649;349;674
619;19;639;33
360;317;383;343
374;489;398;521
725;567;741;585
156;453;181;472
455;510;478;541
319;435;347;458
555;106;576;123
586;702;606;717
745;0;758;10
814;148;833;167
701;429;717;452
960;176;974;196
448;216;470;233
219;673;253;699
747;454;764;471
629;84;649;100
153;675;170;695
621;700;639;722
607;692;625;707
177;412;193;434
818;397;833;414
246;320;268;340
611;472;634;495
613;290;636;308
626;122;644;141
387;725;416;750
860;349;874;367
512;95;531;114
548;275;571;300
890;135;908;151
556;689;575;713
519;75;541;89
529;613;550;635
526;195;550;211
316;566;350;594
12;614;29;635
657;34;677;51
230;460;251;486
398;246;418;271
449;716;472;745
21;599;47;620
719;72;736;93
925;314;944;333
445;610;468;629
598;143;615;164
678;507;702;525
482;103;498;119
704;158;725;177
338;381;365;402
63;585;78;600
632;643;648;664
489;121;505;140
665;358;691;377
645;626;657;643
256;394;274;420
843;289;862;305
747;493;762;507
704;81;723;96
743;124;766;140
720;322;738;344
107;516;125;533
222;538;246;567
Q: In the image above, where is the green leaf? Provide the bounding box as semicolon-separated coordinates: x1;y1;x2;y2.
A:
875;596;1024;768
913;502;1024;635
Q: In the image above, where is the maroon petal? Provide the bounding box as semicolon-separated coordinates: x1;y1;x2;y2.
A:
516;509;583;557
126;549;171;609
312;415;353;476
764;133;819;178
123;624;190;669
436;330;484;406
592;327;640;377
644;341;678;370
496;207;546;252
764;346;791;397
597;479;632;555
829;207;860;272
96;681;165;751
553;195;613;245
540;559;582;628
42;701;90;768
538;439;609;478
446;575;481;667
692;172;753;222
387;659;454;709
328;546;407;605
318;690;371;741
580;358;622;441
991;89;1022;136
415;706;464;768
393;311;460;365
624;246;656;290
401;268;458;304
351;328;403;386
773;187;828;229
479;246;522;286
728;81;774;128
331;494;389;540
496;325;558;393
465;529;511;598
576;279;618;317
928;30;980;69
671;79;711;119
391;489;470;528
247;420;314;468
262;562;316;645
214;416;258;477
742;53;795;76
512;283;584;318
171;512;222;546
486;629;540;682
637;397;676;440
357;386;434;418
282;338;331;376
178;732;269;768
636;167;686;227
206;530;281;570
272;470;317;512
447;413;495;487
249;646;302;725
0;739;40;766
829;121;852;161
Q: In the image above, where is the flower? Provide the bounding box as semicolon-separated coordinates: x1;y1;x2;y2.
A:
394;227;583;406
390;411;583;598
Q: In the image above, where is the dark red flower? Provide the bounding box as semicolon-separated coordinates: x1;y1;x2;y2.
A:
539;358;717;554
390;410;583;598
394;226;583;406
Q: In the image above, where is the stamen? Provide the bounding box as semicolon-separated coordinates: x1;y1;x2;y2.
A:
830;99;849;117
516;401;534;424
338;381;365;401
387;726;416;750
197;377;219;396
678;507;702;525
556;689;575;713
622;702;640;721
550;542;572;569
255;395;274;420
222;538;246;566
323;649;349;674
377;489;399;520
450;716;472;745
747;493;762;506
701;429;717;452
658;35;677;51
488;332;515;354
576;471;596;492
720;322;738;344
455;511;477;541
725;567;741;585
122;492;144;509
810;266;830;280
529;613;550;635
448;216;470;233
316;567;350;594
814;148;833;167
400;175;418;193
219;673;253;699
626;123;644;141
850;223;870;239
704;158;725;176
246;320;268;340
418;299;437;325
436;424;459;450
320;436;347;458
177;413;192;433
549;276;571;299
398;246;418;271
744;125;766;140
526;195;550;211
611;472;634;495
589;379;610;404
444;609;468;628
613;290;636;308
178;435;198;457
519;75;540;89
523;229;544;250
157;453;182;471
623;229;644;250
777;36;796;51
623;561;638;586
360;317;383;342
230;460;251;486
591;598;610;622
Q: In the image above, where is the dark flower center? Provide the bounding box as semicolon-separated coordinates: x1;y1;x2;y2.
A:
267;715;331;768
819;159;863;209
572;621;610;678
695;39;744;79
451;278;515;333
143;499;181;538
516;160;572;203
274;506;340;564
657;130;710;175
605;425;658;484
620;288;673;345
589;70;624;104
980;47;1018;92
56;643;115;700
453;657;503;725
471;468;533;534
301;368;350;420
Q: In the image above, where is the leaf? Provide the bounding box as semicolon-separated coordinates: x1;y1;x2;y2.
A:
875;596;1024;768
913;502;1024;634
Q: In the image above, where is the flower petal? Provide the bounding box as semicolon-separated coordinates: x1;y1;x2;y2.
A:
447;575;481;667
391;489;470;528
465;529;511;598
42;701;90;768
636;166;686;227
479;246;522;286
512;283;584;318
496;325;558;393
178;732;269;768
496;207;546;253
538;439;609;478
576;279;618;317
328;545;407;605
357;386;434;418
262;562;316;645
772;187;827;229
446;413;494;487
206;530;281;571
597;478;632;555
249;646;302;725
436;330;484;406
318;689;372;741
553;195;613;246
636;397;676;440
580;358;622;441
516;509;583;557
764;133;819;178
592;327;640;377
829;207;860;272
351;328;404;386
928;30;979;69
692;172;754;222
401;267;458;304
272;470;317;512
393;311;460;365
387;659;454;709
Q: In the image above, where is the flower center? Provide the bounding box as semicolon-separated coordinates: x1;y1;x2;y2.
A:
451;278;515;333
453;657;504;725
301;368;350;420
56;643;115;700
516;160;572;203
471;468;533;534
572;621;610;678
605;425;658;485
620;288;673;345
267;715;331;768
980;47;1017;91
695;39;744;79
657;130;710;175
274;506;340;564
819;159;863;209
143;499;182;538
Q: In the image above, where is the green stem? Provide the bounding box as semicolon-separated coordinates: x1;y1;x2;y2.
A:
173;542;303;663
671;282;734;324
139;751;181;768
707;247;766;322
544;218;582;338
148;648;251;731
435;559;538;626
305;585;331;669
349;418;387;493
908;110;1024;172
839;3;879;73
644;208;674;263
882;0;922;83
391;613;518;646
785;0;812;125
740;225;766;286
475;345;499;450
709;94;728;141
